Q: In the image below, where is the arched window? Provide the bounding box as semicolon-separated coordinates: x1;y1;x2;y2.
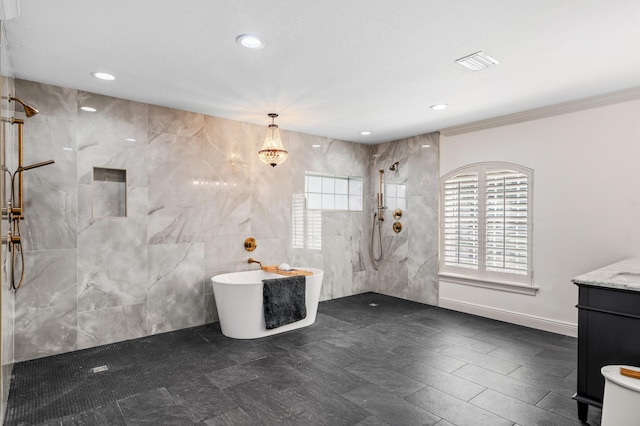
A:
440;162;533;286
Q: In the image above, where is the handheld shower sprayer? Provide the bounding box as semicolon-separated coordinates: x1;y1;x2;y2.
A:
370;169;385;264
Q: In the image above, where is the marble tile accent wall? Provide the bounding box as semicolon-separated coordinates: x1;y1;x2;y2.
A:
371;133;440;305
14;249;78;360
11;79;385;362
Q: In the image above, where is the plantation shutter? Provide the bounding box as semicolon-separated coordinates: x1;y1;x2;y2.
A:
443;172;479;270
485;169;528;275
291;194;305;249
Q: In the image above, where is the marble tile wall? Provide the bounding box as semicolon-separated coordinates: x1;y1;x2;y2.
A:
371;133;440;305
11;79;377;362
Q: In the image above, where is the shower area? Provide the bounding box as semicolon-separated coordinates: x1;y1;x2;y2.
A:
0;77;440;424
368;140;440;303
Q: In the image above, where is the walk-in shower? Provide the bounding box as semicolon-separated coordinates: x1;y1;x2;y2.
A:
2;95;54;290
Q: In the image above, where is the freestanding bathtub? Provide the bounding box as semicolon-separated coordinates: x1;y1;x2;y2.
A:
211;268;323;339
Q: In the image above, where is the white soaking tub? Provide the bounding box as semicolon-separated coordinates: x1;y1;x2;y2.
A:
211;268;323;339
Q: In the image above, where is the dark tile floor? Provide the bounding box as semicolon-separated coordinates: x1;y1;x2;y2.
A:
4;292;602;425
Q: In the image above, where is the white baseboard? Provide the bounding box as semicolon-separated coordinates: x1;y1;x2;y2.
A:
438;297;578;337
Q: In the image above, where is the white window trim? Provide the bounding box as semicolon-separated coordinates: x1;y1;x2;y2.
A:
440;162;535;293
439;272;539;296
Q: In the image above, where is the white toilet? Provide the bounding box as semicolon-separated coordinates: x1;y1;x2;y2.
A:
601;365;640;426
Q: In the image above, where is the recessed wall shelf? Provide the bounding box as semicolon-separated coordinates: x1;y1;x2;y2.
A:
93;167;127;218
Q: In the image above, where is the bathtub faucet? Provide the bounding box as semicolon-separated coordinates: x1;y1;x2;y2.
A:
248;258;263;268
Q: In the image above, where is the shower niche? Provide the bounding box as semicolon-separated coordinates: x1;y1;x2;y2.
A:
93;167;127;217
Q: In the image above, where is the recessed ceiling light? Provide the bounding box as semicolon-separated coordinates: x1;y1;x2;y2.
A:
80;106;97;112
125;138;137;142
91;71;115;81
422;144;431;148
430;104;448;111
360;131;372;136
455;51;499;71
236;34;264;49
311;144;321;148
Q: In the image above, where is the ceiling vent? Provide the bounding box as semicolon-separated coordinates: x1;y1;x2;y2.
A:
455;51;499;71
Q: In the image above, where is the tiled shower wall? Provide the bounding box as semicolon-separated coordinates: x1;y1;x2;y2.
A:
371;136;440;305
11;78;439;362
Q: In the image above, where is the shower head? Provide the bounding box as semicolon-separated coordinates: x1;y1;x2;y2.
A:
8;96;39;117
17;160;54;172
389;161;399;171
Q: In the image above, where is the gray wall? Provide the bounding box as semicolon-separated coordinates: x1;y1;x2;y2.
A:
371;136;440;305
11;78;439;362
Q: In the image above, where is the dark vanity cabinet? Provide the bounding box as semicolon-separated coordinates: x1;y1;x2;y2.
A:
573;282;640;422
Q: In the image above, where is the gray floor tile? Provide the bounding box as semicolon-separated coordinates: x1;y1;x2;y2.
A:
398;362;485;401
365;319;441;341
487;346;576;377
242;355;311;391
205;364;259;389
536;391;602;425
60;402;127;425
345;360;426;397
354;416;392;425
431;331;499;354
282;380;370;425
391;344;466;373
5;292;595;426
343;384;441;426
470;388;582;426
355;348;417;371
117;387;178;419
325;327;401;354
453;364;549;405
223;379;301;425
167;375;239;422
472;330;546;356
30;421;63;426
517;329;577;351
123;405;194;425
293;358;368;394
508;365;576;396
433;420;457;426
441;344;520;375
406;385;512;426
295;340;363;368
201;407;257;425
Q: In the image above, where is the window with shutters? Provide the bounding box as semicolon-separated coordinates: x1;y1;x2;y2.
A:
440;162;533;289
291;193;322;250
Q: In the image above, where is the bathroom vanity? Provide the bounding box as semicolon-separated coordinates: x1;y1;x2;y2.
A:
572;258;640;422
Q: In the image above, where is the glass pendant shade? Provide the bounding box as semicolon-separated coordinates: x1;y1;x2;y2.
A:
258;115;288;167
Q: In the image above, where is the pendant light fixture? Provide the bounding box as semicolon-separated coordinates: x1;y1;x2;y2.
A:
258;113;288;167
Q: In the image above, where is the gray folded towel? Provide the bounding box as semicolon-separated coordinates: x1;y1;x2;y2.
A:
262;275;307;329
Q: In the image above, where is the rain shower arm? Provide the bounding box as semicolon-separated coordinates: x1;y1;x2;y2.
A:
18;160;55;172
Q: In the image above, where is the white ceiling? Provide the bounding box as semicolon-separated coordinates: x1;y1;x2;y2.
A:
4;0;640;144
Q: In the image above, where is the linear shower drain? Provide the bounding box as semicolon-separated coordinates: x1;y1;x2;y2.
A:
91;365;109;373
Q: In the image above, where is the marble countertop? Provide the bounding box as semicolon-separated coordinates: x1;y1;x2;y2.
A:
572;258;640;292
